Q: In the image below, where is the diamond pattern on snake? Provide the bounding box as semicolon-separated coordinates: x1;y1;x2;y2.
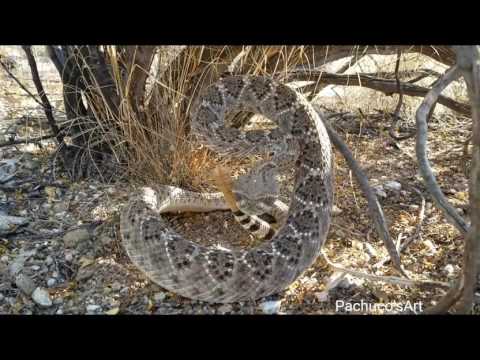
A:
120;75;334;303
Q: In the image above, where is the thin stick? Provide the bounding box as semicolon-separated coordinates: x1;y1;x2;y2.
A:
322;252;450;289
374;186;426;269
415;65;468;234
0;56;45;108
388;51;415;141
318;112;406;277
22;46;64;146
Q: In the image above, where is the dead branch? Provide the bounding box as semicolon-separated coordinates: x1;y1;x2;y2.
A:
450;46;480;313
289;70;471;117
423;278;464;314
0;55;45;108
316;108;405;277
305;46;456;70
415;64;468;234
22;46;64;146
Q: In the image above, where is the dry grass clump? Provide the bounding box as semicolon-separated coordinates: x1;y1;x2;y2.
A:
66;46;311;189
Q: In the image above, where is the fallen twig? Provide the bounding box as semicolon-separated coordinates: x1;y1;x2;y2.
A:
322;252;450;289
316;108;406;277
374;185;426;269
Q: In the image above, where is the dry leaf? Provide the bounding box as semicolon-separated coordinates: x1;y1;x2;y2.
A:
45;186;56;202
79;257;94;268
105;307;120;315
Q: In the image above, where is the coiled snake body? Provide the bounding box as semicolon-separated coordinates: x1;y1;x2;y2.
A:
120;75;334;303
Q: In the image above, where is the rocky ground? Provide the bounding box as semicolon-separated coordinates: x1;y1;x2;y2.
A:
0;47;478;315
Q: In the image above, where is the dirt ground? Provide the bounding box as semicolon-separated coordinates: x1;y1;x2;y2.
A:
0;46;478;314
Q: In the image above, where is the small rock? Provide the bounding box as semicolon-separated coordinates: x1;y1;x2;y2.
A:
18;209;28;216
9;249;36;276
120;287;129;295
53;202;68;213
338;274;364;289
373;186;387;198
444;264;456;278
52;271;59;278
99;235;113;246
218;304;232;313
47;278;56;287
423;239;437;255
53;297;63;305
32;287;52;307
332;205;343;216
351;240;363;251
260;300;282;314
56;308;64;315
384;181;402;192
363;243;377;257
314;291;329;302
15;273;36;295
0;213;29;235
0;293;4;302
301;277;318;289
153;292;166;302
111;282;122;291
45;256;53;266
30;265;40;271
75;266;96;282
86;304;101;313
24;159;40;170
63;228;91;248
1;255;8;263
64;252;74;263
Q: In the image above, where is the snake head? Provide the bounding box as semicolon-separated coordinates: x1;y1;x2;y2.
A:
232;161;279;216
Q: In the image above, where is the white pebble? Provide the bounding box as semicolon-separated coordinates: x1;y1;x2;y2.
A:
260;300;282;314
363;243;377;257
0;293;4;302
65;253;73;262
45;256;54;266
0;255;8;263
444;264;456;277
32;287;52;307
373;186;387;198
47;278;56;287
384;181;402;192
218;304;232;313
314;291;329;302
153;292;166;302
56;308;64;315
86;304;101;312
423;239;437;255
31;265;41;271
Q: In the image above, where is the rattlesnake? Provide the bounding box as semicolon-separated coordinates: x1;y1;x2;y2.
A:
120;75;334;303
